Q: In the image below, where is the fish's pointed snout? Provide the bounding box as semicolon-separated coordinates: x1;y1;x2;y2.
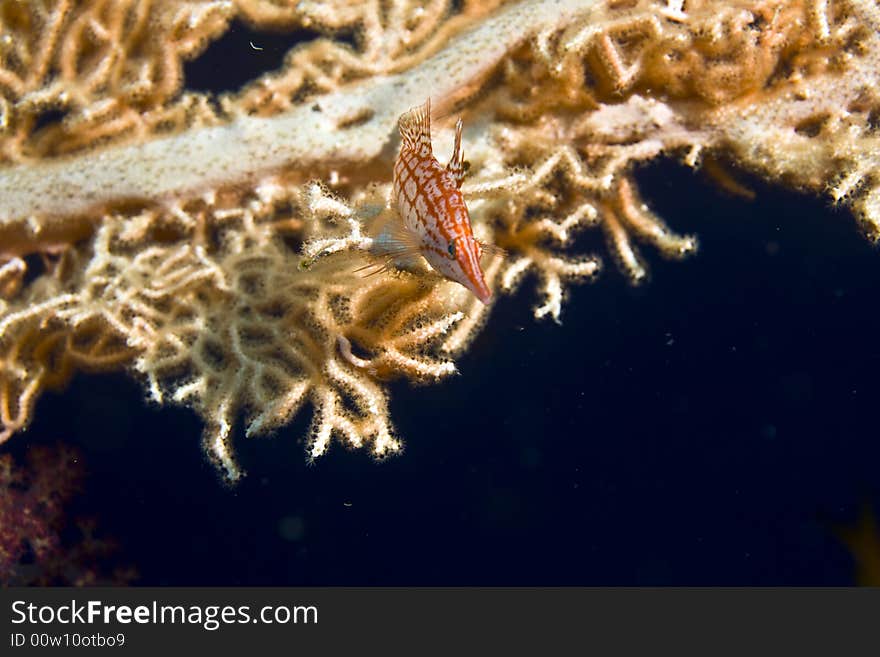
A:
468;275;493;305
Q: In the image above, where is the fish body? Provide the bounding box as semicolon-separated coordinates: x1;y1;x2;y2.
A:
385;98;492;304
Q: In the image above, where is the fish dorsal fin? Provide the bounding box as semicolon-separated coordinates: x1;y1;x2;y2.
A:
398;98;432;158
446;117;465;189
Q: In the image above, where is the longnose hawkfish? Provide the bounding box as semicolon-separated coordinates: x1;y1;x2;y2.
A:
367;98;497;304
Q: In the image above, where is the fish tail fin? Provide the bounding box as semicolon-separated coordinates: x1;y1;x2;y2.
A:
398;98;432;157
446;117;465;188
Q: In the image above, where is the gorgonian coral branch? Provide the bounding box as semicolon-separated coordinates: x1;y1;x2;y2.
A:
0;0;878;480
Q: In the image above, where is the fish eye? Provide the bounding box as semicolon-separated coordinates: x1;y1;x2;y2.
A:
447;241;456;258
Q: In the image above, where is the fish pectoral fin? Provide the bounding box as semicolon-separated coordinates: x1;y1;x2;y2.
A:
354;259;394;277
371;244;425;272
370;211;423;259
360;212;425;275
478;240;507;260
354;249;423;278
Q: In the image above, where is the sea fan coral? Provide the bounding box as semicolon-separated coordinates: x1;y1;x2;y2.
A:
1;0;878;480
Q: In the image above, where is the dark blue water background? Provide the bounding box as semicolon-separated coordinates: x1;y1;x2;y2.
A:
7;21;880;585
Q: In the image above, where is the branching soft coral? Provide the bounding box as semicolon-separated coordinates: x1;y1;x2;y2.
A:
0;0;234;162
4;179;474;480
